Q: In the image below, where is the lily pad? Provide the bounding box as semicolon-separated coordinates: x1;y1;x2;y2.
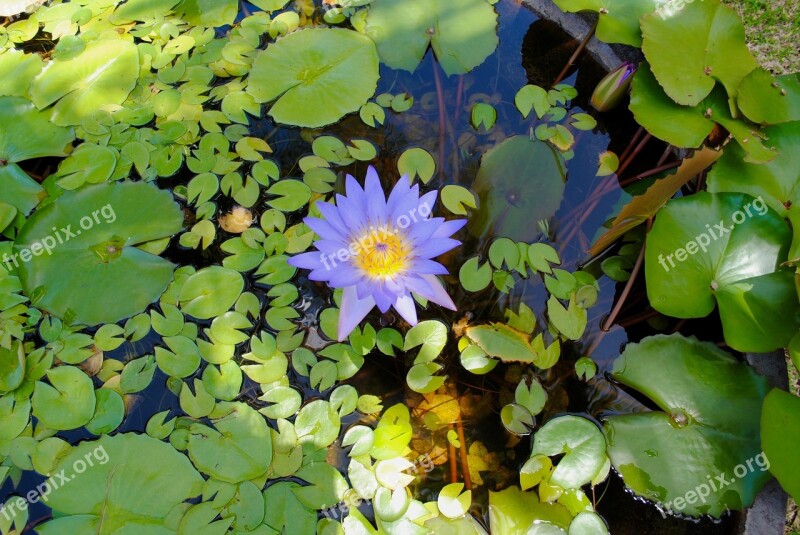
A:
640;0;757;106
645;192;799;352
761;389;800;501
262;482;318;534
0;340;25;393
488;486;572;533
364;0;498;76
604;334;771;517
465;323;538;364
37;433;204;534
707;121;800;217
32;366;96;431
187;402;273;483
0;163;47;217
550;0;658;47
179;266;244;320
14;182;183;326
30;39;140;126
737;71;800;125
0;96;74;163
174;0;237;27
247;28;380;128
629;64;775;163
531;415;606;489
468;136;566;242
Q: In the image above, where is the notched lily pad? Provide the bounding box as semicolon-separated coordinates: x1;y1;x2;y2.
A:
37;433;204;534
247;28;380;128
13;182;184;326
364;0;498;76
468;136;566;242
604;334;771;517
645;192;798;351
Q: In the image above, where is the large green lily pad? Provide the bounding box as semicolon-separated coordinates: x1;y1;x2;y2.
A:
604;334;771;517
645;192;799;352
0;164;47;217
37;433;204;534
629;64;776;163
468;136;566;242
13;182;183;326
0;96;74;163
30;39;140;126
640;0;757;106
737;71;800;125
761;389;800;502
550;0;658;47
707;121;800;260
247;28;380;128
364;0;498;76
707;121;800;217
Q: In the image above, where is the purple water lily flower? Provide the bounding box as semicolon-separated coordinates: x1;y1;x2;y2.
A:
288;166;465;341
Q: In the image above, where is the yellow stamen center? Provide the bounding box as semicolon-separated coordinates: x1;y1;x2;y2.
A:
351;227;410;279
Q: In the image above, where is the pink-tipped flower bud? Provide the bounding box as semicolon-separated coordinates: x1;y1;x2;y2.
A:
591;62;637;112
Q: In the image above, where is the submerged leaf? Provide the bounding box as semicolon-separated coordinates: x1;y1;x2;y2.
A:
468;136;566;242
364;0;498;75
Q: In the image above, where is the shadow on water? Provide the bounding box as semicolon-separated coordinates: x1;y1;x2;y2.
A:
3;1;738;533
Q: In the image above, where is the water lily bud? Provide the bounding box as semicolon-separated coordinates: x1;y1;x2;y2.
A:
219;206;255;234
590;62;637;112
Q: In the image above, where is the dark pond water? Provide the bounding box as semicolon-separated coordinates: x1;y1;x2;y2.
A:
3;1;745;533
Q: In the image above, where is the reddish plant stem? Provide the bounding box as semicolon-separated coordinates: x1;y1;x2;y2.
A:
617;307;661;329
456;420;473;490
601;221;649;331
433;61;447;185
656;144;673;166
615;133;652;177
448;424;459;484
618;160;681;188
670;318;687;334
453;75;465;184
618;126;645;164
553;19;599;86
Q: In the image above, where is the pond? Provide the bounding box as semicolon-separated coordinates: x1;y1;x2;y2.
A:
0;0;797;534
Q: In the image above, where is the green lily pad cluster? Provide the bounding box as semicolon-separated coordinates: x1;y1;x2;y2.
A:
1;0;795;531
